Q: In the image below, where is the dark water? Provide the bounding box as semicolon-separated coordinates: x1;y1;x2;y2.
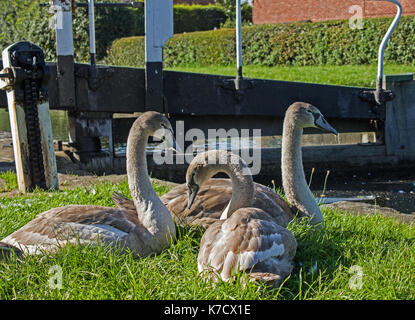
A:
0;109;69;141
308;168;415;214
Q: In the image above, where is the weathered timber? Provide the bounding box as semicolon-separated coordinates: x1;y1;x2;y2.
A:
163;71;378;119
384;73;415;160
1;64;379;119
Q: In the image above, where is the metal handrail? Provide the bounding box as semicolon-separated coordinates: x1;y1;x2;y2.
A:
374;0;402;104
88;0;96;68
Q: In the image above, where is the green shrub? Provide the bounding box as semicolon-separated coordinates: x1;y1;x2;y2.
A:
174;4;227;34
214;0;253;28
106;15;415;68
0;1;226;63
0;0;126;62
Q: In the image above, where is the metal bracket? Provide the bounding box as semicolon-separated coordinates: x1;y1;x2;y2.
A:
0;43;50;104
76;65;114;91
359;88;395;117
217;77;255;103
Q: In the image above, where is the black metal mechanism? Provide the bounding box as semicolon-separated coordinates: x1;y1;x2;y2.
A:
0;42;50;189
359;83;395;145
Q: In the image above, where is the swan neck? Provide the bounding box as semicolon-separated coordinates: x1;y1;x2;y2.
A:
218;164;254;220
126;122;175;236
282;118;324;226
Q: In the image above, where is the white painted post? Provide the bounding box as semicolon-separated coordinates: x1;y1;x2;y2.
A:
144;0;173;112
38;103;59;190
0;43;59;192
51;0;76;108
145;0;174;63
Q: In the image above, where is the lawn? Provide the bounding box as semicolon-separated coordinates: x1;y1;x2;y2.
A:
0;172;414;300
168;64;415;88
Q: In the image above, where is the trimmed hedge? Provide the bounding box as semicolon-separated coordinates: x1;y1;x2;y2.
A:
106;16;415;68
0;1;226;63
174;5;227;34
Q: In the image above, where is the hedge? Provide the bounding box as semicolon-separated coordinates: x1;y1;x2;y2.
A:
173;5;226;34
0;1;226;62
106;15;415;68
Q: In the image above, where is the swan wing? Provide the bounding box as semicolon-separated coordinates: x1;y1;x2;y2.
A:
0;205;143;255
161;178;232;228
252;184;296;227
112;191;136;212
197;208;297;282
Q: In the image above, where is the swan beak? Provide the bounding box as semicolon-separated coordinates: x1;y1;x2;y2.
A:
187;183;199;209
172;135;183;153
315;115;338;135
164;129;182;153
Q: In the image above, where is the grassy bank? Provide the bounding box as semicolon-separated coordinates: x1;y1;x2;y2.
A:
167;64;415;88
0;172;414;300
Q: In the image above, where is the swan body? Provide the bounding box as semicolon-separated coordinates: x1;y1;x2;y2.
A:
187;150;297;288
0;112;176;257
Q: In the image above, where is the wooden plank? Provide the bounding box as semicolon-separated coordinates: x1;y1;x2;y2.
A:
38;102;59;190
163;70;378;119
74;64;146;113
384;74;415;160
6;64;378;123
7;94;31;193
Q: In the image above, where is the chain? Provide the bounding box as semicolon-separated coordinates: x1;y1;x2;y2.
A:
23;75;47;190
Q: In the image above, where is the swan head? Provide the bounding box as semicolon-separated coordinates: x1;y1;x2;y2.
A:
185;151;219;209
287;102;338;135
137;111;179;150
185;150;240;209
185;150;253;210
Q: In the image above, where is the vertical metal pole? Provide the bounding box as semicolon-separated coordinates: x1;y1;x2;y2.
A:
236;0;243;80
88;0;96;68
88;0;98;90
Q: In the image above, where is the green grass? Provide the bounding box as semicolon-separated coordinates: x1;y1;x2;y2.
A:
0;170;18;192
167;64;415;88
0;174;414;300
